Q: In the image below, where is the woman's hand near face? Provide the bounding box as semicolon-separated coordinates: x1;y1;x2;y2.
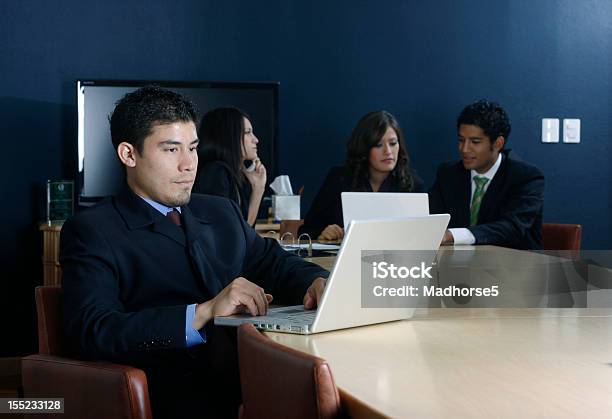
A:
244;158;267;226
244;158;267;193
318;224;344;241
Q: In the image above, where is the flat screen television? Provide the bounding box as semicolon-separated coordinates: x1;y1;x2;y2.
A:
77;80;279;205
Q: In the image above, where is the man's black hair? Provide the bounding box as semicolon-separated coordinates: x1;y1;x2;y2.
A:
457;99;511;145
110;86;198;153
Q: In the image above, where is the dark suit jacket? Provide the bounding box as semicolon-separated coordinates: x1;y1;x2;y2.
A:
299;166;425;238
60;188;327;365
428;150;545;250
193;160;252;222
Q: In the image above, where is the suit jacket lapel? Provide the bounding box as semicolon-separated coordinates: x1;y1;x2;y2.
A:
114;187;186;247
150;218;186;247
453;165;471;226
115;188;224;294
182;205;224;296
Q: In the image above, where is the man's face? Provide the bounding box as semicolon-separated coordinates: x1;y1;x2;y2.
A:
121;121;199;207
457;124;503;174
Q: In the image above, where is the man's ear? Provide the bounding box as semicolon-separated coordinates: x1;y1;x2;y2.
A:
493;136;505;152
117;142;137;167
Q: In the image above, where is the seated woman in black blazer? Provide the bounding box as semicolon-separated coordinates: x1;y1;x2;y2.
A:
193;107;266;226
299;110;424;241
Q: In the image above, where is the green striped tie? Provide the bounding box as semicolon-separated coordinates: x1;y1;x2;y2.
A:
470;176;489;226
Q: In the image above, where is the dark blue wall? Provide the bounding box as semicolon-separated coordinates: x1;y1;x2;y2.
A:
1;0;611;354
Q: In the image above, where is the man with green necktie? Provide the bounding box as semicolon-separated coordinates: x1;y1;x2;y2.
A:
428;100;545;250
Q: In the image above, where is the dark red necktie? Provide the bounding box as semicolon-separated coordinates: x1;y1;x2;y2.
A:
166;208;182;226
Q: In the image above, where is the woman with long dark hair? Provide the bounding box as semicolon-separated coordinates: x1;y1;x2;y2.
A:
300;110;423;240
193;107;266;225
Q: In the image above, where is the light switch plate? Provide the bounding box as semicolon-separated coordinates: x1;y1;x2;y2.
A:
563;119;581;143
541;118;559;143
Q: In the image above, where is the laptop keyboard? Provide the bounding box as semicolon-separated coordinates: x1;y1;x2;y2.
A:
284;311;316;323
268;309;316;323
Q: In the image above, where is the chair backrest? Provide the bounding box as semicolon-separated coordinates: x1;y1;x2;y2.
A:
35;285;65;356
26;286;153;419
279;219;304;238
542;223;582;251
237;324;343;419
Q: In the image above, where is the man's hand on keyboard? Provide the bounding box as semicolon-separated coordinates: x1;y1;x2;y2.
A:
303;277;327;310
193;277;273;329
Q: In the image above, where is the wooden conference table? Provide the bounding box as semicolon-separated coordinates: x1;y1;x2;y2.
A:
265;246;612;419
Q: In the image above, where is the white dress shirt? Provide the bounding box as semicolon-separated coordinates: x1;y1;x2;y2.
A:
450;152;503;245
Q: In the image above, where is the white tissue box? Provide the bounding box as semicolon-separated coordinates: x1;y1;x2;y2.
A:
272;195;300;220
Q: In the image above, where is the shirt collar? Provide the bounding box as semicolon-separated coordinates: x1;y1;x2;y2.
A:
139;196;182;216
471;152;503;181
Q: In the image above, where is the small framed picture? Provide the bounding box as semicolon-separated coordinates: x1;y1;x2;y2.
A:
47;180;74;222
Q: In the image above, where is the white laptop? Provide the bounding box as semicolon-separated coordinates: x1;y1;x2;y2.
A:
214;214;450;334
341;192;429;231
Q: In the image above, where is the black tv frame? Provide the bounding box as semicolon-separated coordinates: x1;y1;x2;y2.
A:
76;79;280;206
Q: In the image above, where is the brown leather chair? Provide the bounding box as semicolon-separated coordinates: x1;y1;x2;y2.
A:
21;286;152;419
279;219;305;238
542;223;582;251
237;323;344;419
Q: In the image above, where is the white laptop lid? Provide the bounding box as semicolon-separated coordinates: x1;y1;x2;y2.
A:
312;214;450;333
214;214;450;334
341;192;429;230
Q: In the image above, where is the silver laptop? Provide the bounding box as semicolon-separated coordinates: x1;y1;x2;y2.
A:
214;214;450;334
341;192;429;230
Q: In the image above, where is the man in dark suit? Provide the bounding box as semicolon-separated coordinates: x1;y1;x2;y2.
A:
428;100;545;250
60;87;328;418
